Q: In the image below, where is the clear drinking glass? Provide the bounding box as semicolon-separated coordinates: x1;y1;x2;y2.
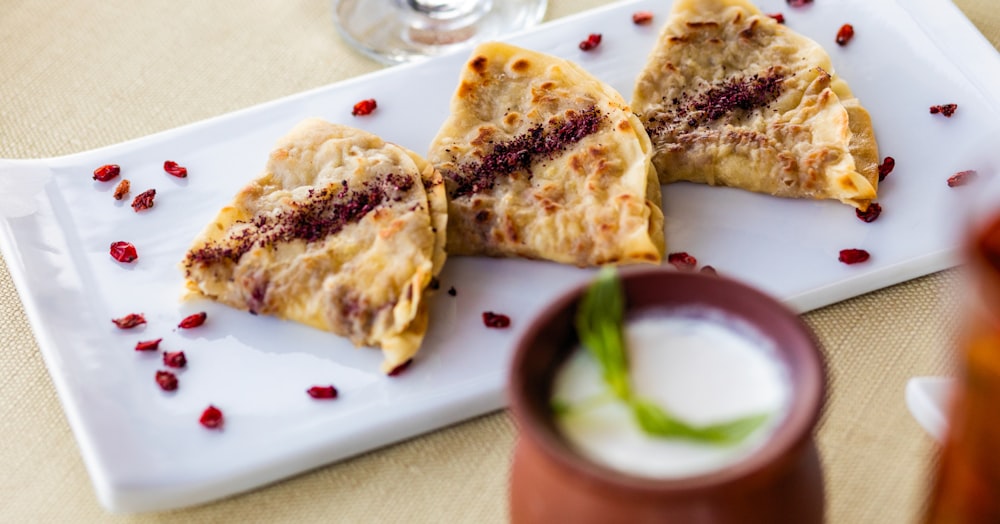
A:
332;0;548;65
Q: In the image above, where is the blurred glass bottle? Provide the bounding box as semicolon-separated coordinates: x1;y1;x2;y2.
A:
924;209;1000;523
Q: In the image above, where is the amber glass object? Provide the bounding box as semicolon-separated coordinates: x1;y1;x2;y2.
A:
924;211;1000;523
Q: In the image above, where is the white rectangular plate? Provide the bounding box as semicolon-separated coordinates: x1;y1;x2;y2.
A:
2;0;999;513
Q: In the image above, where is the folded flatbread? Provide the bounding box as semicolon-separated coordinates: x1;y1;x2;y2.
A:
428;41;665;266
632;0;879;210
181;119;447;373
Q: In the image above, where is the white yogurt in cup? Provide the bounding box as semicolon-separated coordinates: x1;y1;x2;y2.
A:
552;308;791;479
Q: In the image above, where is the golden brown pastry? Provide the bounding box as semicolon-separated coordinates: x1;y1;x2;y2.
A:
181;118;447;373
428;41;665;267
632;0;879;210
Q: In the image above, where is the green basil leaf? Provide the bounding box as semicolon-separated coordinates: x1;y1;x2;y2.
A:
632;398;770;445
631;398;695;438
551;399;572;417
552;391;616;419
699;413;771;444
574;267;630;399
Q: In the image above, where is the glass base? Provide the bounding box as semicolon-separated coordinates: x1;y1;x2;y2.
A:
332;0;548;65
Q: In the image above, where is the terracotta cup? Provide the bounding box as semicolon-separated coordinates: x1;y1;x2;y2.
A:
507;268;827;524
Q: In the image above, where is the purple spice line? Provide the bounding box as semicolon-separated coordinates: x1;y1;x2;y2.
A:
185;173;415;268
646;69;786;136
445;106;606;198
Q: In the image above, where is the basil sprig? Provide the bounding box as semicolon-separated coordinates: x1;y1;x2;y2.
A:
575;266;630;399
569;267;769;445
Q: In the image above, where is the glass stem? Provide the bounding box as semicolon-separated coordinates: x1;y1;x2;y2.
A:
404;0;488;20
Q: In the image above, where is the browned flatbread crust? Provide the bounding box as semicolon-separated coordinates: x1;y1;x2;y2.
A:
429;42;665;267
181;119;447;373
632;0;879;210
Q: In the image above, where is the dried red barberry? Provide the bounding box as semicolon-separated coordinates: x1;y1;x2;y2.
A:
178;312;207;329
388;359;413;377
163;160;188;178
836;24;855;46
632;11;654;25
307;385;339;399
668;252;698;271
930;104;958;117
156;370;178;391
483;311;511;328
112;313;146;329
767;13;785;24
447;286;457;297
700;265;718;275
351;99;377;116
131;189;156;212
135;338;163;351
109;241;138;263
199;405;224;429
579;33;602;51
948;170;977;187
113;179;130;200
878;156;895;182
786;0;812;6
93;164;120;182
856;202;882;223
838;249;870;264
163;351;187;368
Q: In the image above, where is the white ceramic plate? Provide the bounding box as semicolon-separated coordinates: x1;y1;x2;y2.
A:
2;0;999;513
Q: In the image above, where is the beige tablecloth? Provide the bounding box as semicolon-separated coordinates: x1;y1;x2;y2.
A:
1;1;995;522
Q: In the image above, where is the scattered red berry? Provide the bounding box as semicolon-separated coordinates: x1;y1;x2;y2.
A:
767;13;785;24
700;265;718;275
579;33;602;51
113;179;130;200
178;312;207;329
307;385;339;399
109;241;138;263
352;99;377;116
930;104;958;117
163;351;187;368
132;189;156;213
856;202;882;223
135;338;163;351
786;0;812;6
668;252;698;271
947;170;977;187
112;313;146;329
92;164;120;182
388;359;413;377
878;156;895;182
163;160;188;178
447;286;457;297
131;189;156;212
835;24;855;46
156;370;178;391
632;11;654;25
838;249;870;265
483;311;511;328
199;405;224;429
